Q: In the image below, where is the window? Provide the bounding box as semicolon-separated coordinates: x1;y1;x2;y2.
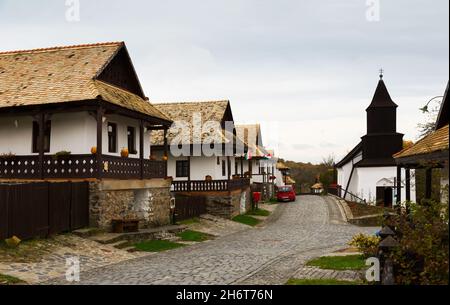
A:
108;123;117;153
176;160;189;178
32;120;51;153
222;160;226;177
127;126;137;154
235;160;238;175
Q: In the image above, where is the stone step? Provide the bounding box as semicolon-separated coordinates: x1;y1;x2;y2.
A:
72;228;103;238
89;225;188;245
109;240;131;249
123;246;139;253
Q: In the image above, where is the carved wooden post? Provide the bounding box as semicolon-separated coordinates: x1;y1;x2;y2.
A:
163;128;169;178
425;168;432;199
96;107;104;179
38;112;45;179
139;120;144;180
396;166;402;208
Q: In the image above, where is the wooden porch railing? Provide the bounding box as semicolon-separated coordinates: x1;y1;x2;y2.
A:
172;178;250;192
0;155;167;180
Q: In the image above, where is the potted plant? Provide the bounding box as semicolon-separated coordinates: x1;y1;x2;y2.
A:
53;151;71;160
0;152;16;160
121;148;129;158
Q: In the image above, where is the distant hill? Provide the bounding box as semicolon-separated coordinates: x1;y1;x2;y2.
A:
280;159;337;194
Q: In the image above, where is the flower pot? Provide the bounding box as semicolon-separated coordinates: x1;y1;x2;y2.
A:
121;148;129;158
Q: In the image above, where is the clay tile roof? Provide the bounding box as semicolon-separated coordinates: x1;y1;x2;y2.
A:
0;42;169;121
276;162;290;170
311;183;324;189
235;124;267;157
151;101;231;145
286;176;296;185
394;125;449;159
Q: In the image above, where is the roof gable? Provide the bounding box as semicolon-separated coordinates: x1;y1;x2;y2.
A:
96;46;146;99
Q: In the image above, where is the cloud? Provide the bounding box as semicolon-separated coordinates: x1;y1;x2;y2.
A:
0;0;448;163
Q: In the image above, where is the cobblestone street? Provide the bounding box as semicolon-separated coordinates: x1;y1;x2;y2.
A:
48;195;377;285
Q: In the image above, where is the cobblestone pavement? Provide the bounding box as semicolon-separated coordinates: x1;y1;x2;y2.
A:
47;195;378;285
0;235;146;284
292;266;363;282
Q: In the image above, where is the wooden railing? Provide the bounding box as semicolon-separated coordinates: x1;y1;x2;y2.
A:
328;185;367;205
172;178;250;192
0;155;166;180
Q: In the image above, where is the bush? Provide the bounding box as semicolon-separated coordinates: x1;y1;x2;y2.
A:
349;233;380;258
385;200;449;285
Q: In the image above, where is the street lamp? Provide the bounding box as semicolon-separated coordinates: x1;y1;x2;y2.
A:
419;96;444;113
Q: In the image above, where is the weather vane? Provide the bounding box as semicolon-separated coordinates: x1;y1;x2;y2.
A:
379;68;384;79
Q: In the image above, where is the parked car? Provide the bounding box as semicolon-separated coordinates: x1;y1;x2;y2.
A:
277;186;296;202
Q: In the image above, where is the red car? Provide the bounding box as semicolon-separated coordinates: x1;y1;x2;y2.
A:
277;186;296;202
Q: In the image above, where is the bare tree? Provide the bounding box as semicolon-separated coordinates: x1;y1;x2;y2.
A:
321;154;336;167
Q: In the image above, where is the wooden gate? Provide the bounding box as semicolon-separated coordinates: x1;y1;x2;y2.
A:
0;182;89;240
174;195;207;221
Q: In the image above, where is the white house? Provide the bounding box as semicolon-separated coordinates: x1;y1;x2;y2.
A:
235;124;281;198
336;75;416;206
150;101;253;218
0;42;174;232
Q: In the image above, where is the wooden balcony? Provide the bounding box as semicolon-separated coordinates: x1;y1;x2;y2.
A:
0;154;167;180
172;178;250;192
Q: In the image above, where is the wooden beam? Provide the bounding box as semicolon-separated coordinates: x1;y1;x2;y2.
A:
139;120;144;180
227;156;231;180
96;107;104;179
425;168;432;199
396;166;402;205
38;112;45;179
405;168;411;202
163;128;169;177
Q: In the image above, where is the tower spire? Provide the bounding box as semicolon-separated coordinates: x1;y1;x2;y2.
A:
379;68;384;79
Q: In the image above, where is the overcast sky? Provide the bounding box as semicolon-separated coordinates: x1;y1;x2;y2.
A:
1;0;448;163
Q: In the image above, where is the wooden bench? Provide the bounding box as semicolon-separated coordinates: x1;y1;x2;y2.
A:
111;219;140;233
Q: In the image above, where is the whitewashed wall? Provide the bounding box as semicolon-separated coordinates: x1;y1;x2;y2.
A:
0;112;151;159
0;116;34;155
338;165;416;204
167;155;237;181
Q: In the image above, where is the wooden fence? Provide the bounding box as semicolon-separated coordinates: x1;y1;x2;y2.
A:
174;195;207;221
172;178;250;193
0;182;89;240
0;155;167;180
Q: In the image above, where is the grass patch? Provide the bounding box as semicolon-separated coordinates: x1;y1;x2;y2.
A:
177;230;212;242
286;278;361;285
177;217;201;225
134;240;185;252
306;255;366;271
0;274;25;285
232;215;261;227
247;208;271;217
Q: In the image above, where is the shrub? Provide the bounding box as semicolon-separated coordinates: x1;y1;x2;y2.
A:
349;233;380;258
385;200;449;285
